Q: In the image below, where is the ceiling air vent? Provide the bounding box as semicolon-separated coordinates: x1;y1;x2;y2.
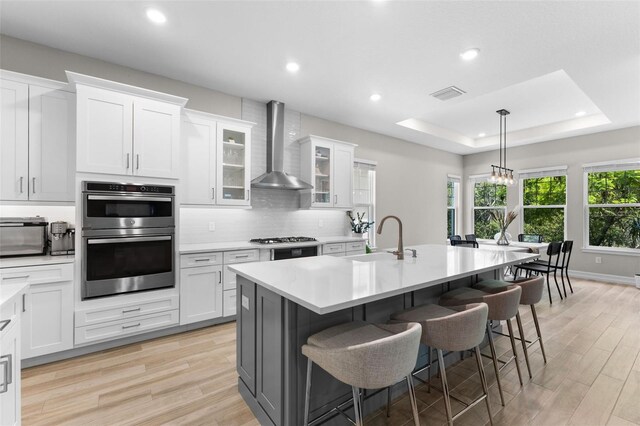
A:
430;86;466;101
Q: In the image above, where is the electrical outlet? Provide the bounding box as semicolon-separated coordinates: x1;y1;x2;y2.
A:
208;222;216;232
595;256;602;264
318;219;324;228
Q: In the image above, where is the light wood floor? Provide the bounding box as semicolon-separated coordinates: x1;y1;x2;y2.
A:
22;278;640;426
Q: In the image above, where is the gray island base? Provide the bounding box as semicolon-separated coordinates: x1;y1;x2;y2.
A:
230;245;538;425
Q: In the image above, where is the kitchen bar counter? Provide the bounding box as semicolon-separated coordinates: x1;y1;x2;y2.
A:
231;244;538;425
0;255;75;269
179;235;365;254
230;244;537;315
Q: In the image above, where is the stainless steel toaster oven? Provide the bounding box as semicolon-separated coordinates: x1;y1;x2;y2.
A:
0;217;48;257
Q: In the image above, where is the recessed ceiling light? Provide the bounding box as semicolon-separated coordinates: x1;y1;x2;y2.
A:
478;132;486;138
286;62;300;73
575;111;586;117
460;48;480;61
146;8;167;24
370;93;381;102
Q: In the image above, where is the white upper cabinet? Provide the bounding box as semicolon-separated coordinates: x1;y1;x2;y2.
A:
181;110;254;207
0;79;29;201
298;135;356;209
1;72;75;202
69;71;187;179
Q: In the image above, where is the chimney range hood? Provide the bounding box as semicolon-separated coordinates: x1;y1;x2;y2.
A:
251;101;313;190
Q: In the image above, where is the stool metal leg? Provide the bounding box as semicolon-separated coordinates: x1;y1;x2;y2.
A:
406;375;420;426
304;359;313;425
437;349;454;426
486;321;505;406
386;386;391;418
507;319;524;386
515;312;532;379
352;386;363;426
531;304;547;363
474;346;494;426
427;346;432;393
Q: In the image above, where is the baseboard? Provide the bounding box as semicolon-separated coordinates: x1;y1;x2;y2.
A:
568;269;637;286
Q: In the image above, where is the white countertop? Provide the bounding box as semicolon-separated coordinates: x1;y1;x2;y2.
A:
475;244;530;253
0;255;75;269
477;239;548;253
0;281;27;310
179;236;365;254
229;244;539;315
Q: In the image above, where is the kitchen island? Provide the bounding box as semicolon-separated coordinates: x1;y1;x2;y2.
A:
229;244;538;426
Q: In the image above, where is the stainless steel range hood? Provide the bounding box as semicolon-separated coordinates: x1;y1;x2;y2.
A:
251;101;313;190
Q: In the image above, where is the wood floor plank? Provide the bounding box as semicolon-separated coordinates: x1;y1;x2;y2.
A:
568;374;625;425
613;370;640;424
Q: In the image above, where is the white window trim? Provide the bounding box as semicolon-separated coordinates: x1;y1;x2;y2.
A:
353;159;377;247
519;171;568;242
447;176;460;236
582;161;640;254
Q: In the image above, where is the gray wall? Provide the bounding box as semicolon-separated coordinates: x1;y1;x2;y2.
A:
0;35;463;249
463;126;640;279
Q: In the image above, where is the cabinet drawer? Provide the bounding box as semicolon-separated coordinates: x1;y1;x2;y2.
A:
0;263;73;285
181;252;223;268
223;249;259;265
323;243;345;254
223;290;236;317
75;295;179;327
346;241;366;252
75;309;179;345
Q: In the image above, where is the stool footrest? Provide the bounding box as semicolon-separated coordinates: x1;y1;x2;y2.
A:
428;383;489;421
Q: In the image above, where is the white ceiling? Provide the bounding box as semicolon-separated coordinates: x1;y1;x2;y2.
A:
1;1;639;155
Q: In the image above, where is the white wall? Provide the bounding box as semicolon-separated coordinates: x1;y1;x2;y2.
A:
463;126;640;279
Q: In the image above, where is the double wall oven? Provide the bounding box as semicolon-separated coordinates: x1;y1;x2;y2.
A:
82;181;175;299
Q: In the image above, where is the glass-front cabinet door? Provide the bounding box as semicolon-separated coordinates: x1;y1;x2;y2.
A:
216;122;251;206
312;141;334;207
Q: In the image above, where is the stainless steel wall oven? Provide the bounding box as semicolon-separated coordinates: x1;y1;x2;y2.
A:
82;182;175;299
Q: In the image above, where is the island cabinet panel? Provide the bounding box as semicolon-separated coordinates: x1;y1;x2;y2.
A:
237;276;256;396
256;286;284;425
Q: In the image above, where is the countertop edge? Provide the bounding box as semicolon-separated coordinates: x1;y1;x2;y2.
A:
179;236;366;254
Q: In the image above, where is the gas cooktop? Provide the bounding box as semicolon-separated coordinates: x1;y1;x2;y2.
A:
249;237;318;245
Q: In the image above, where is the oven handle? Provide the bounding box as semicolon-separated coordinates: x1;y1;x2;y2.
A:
88;236;172;244
86;195;173;202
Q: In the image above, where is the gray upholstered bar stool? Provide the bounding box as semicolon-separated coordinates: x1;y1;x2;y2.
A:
439;285;523;406
390;303;492;426
301;321;422;426
474;276;547;378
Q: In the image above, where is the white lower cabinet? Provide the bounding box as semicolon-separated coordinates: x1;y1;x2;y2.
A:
322;241;366;257
179;265;223;325
75;310;179;345
0;293;21;426
0;263;74;360
223;290;237;317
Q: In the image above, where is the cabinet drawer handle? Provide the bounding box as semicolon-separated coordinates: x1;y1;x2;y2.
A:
22;294;26;313
335;195;337;204
212;188;215;200
235;254;250;259
122;323;141;329
194;258;211;263
32;177;36;194
0;319;11;332
126;153;130;169
19;176;24;194
2;275;29;281
136;154;140;170
122;307;141;313
219;271;222;284
0;354;13;394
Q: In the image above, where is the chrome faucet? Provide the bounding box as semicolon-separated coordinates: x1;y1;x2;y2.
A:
377;215;404;260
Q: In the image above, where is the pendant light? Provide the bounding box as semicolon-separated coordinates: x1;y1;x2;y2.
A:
488;109;515;185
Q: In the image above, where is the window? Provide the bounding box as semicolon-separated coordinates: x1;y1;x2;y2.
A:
472;180;507;239
584;160;640;251
447;176;460;237
520;167;567;242
353;160;377;246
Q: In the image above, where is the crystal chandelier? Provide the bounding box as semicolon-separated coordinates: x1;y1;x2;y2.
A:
489;109;515;185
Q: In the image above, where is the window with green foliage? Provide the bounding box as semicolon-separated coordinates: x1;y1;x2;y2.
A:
521;175;566;242
586;167;640;250
473;181;506;239
447;179;459;237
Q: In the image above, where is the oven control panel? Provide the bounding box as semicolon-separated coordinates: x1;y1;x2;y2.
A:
83;182;174;195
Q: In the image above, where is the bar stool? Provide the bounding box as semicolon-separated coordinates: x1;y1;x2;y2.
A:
474;276;547;378
302;321;422;426
439;285;523;406
390;303;492;426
